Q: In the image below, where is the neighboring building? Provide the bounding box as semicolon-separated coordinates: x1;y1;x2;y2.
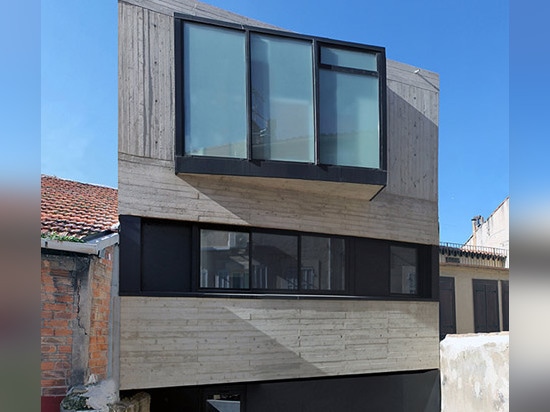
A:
40;175;119;412
464;197;510;267
118;0;440;410
439;198;510;340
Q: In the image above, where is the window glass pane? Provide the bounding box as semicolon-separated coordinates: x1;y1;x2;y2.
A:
301;236;345;291
251;233;298;290
206;393;241;412
320;47;377;71
200;230;249;289
390;246;418;294
251;34;314;162
319;69;380;168
184;23;247;158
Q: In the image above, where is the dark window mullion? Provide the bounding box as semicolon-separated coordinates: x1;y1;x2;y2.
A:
191;225;200;292
377;49;387;171
245;29;252;161
174;19;184;157
247;228;253;290
319;63;379;77
313;39;320;165
297;235;302;291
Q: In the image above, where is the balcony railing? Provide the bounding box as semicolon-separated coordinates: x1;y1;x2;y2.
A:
439;242;508;257
439;242;508;268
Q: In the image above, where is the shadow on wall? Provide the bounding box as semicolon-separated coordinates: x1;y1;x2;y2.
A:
119;298;439;390
175;86;438;242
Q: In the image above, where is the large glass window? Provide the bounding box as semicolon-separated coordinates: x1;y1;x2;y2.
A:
390;246;418;294
121;217;435;299
251;34;314;162
301;236;345;291
200;229;250;289
184;23;247;158
177;17;386;183
319;47;380;169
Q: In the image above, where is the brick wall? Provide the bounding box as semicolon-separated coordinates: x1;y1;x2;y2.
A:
41;255;79;399
89;249;114;377
41;246;115;412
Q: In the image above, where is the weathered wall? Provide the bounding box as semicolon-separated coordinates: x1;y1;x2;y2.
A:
119;297;439;389
40;246;116;412
118;0;439;246
440;264;508;334
465;198;509;266
440;333;509;412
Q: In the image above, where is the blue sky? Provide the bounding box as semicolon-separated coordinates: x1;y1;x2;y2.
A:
40;0;511;244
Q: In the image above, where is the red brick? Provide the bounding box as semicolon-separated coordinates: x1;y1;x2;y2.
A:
89;336;107;346
54;329;72;337
43;303;70;312
90;351;107;360
50;268;71;276
58;345;72;353
42;284;57;294
42;387;69;397
42;336;71;345
41;362;55;371
55;295;74;304
42;370;68;380
44;319;69;328
41;311;54;319
41;345;57;354
52;311;75;320
54;361;71;370
88;359;106;368
41;379;67;388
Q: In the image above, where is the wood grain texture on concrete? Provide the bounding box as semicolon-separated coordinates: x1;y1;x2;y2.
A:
119;297;439;389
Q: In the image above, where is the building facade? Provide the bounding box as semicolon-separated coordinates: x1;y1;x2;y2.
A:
439;198;510;339
118;1;440;410
465;197;510;267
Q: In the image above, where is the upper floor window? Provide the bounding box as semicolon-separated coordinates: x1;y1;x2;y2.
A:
175;16;387;185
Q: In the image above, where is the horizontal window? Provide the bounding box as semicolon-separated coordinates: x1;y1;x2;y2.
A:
175;16;387;185
119;216;437;299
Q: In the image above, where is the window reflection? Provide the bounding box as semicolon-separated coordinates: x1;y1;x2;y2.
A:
200;230;250;289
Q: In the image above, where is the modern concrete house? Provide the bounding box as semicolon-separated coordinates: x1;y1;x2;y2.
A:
118;0;440;410
439;198;509;339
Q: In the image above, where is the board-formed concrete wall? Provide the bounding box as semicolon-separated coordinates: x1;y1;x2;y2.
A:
118;0;439;246
118;0;440;391
120;297;439;390
440;333;509;412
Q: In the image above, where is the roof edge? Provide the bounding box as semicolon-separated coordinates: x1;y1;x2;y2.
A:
41;232;119;255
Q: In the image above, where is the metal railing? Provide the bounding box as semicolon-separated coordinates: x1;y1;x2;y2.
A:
439;242;508;258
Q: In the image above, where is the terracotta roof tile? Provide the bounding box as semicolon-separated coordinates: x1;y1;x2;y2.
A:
41;175;118;240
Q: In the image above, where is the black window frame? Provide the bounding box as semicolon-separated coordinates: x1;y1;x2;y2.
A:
119;216;437;301
197;226;348;295
174;14;387;186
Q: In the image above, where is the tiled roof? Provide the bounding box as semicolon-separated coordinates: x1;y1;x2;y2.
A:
41;175;118;240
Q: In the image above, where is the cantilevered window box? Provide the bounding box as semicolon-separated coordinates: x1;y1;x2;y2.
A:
175;15;387;200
